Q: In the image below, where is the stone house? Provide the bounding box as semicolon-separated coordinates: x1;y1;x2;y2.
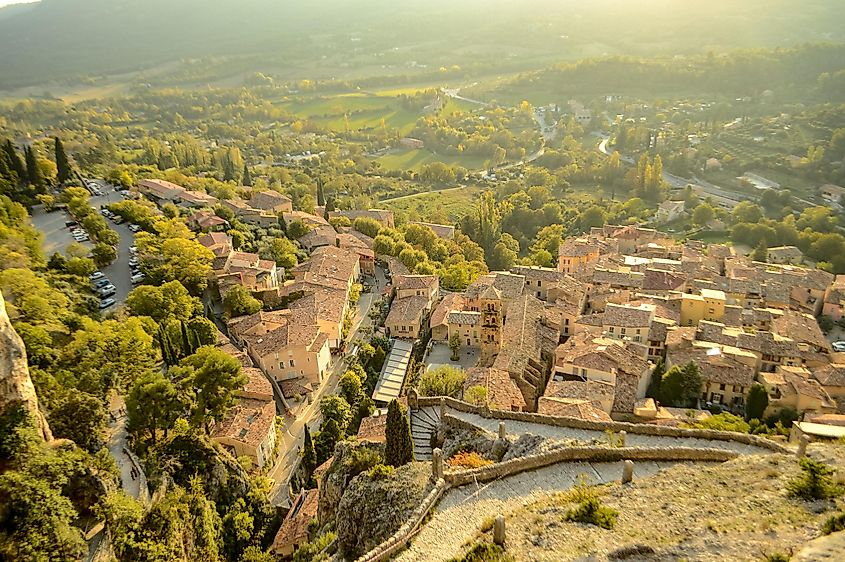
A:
558;237;600;274
679;289;726;326
667;345;755;410
822;276;845;322
655;200;685;224
447;311;481;347
759;366;837;417
394;274;439;307
270;489;319;557
430;293;465;342
385;295;430;340
186;210;229;232
328;209;395;229
766;246;803;265
812;363;845;405
248;190;293;214
211;397;276;469
539;379;616;417
512;265;562;301
601;303;655;344
228;310;332;385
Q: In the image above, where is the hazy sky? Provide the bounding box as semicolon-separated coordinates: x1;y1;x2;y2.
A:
0;0;38;7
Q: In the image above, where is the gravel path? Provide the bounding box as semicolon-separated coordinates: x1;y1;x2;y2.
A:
396;460;684;562
450;410;774;455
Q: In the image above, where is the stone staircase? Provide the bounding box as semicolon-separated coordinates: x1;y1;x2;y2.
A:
409;406;440;461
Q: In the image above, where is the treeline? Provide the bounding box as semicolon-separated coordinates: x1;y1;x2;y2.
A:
501;44;845;98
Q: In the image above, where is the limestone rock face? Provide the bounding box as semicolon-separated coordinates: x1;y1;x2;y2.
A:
0;292;52;441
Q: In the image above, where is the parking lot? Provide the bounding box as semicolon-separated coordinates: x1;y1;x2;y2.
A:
29;181;137;307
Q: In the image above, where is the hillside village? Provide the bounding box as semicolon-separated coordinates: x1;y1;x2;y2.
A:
115;178;845;559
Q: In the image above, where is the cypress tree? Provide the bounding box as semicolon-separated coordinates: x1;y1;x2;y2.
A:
302;425;317;477
0;150;11;185
316;178;325;206
3;140;24;180
180;320;191;359
242;163;252;187
25;145;44;188
385;399;414;467
54;137;72;185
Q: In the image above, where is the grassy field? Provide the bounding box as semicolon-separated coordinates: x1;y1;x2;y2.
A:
381;185;484;222
376;148;488;172
278;92;420;134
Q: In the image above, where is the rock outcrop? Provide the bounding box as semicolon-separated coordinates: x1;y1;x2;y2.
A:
0;291;52;441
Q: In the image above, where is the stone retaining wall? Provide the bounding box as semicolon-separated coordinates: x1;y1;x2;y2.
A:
444;443;739;487
417;397;789;454
354;478;449;562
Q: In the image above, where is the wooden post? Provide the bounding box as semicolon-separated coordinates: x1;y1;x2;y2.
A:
439;397;446;419
618;430;626;447
432;448;444;480
621;460;634;484
493;514;506;546
498;421;506;439
796;435;809;458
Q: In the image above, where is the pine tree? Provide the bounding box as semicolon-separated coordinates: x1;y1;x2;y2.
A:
223;155;235;182
3;140;24;181
751;240;768;263
385;399;414;467
242;163;252;187
180;321;191;358
25;145;44;188
302;425;317;477
54;137;72;185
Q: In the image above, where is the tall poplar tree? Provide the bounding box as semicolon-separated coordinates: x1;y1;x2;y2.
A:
25;145;44;188
242;163;252;187
3;139;24;180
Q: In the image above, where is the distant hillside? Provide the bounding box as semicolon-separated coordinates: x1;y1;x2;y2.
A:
0;0;843;90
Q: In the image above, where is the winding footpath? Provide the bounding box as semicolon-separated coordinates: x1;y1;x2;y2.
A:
396;459;688;562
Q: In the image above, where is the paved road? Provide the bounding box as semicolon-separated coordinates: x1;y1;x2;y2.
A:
267;266;387;505
30;205;94;256
106;395;148;504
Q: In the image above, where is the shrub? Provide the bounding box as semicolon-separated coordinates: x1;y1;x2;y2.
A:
562;483;618;530
448;451;493;469
343;447;383;478
418;366;467;398
764;554;790;562
448;542;515;562
464;384;488;406
786;457;844;501
821;512;845;535
368;463;394;480
687;413;750;433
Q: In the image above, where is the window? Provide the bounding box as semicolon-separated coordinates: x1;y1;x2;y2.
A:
620;327;627;335
289;359;296;367
608;326;615;333
537;280;542;287
719;384;725;391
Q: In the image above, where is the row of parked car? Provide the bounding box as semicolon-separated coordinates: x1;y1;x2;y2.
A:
90;271;116;309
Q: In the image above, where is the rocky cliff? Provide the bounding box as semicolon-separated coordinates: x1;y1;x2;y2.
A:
0;291;52;441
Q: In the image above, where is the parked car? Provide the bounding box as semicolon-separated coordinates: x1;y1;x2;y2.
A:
89;271;104;281
129;245;137;254
128;257;140;267
833;341;845;353
94;278;111;288
128;224;141;233
98;285;116;298
65;220;78;228
130;273;145;285
99;298;116;310
113;216;125;224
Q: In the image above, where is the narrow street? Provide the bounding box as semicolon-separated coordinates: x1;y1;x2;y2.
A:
267;266;387;505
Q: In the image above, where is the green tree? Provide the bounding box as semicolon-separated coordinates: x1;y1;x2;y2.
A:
92;242;117;267
787;457;843;501
692;203;715;226
242;164;253;187
3;139;25;181
449;333;461;361
464;385;488;406
172;346;246;433
286;219;310;240
0;470;87;561
751;240;768;262
578;205;606;231
339;371;364;407
126;280;201;324
126;370;182;445
301;425;317;477
353;217;382;238
745;383;769;421
385;399;414;467
319;395;352;434
314;418;342;463
418;365;467;398
646;358;665;399
258;236;299;269
54;137;72;185
48;392;107;453
24;145;45;188
659;362;702;408
224;285;262;319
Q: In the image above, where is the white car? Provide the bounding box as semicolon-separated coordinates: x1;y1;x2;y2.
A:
833;341;845;353
98;285;116;297
128;224;141;233
130;273;145;285
89;271;104;281
99;298;116;309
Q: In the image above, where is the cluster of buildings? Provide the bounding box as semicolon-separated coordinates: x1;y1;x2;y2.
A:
378;223;845;426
